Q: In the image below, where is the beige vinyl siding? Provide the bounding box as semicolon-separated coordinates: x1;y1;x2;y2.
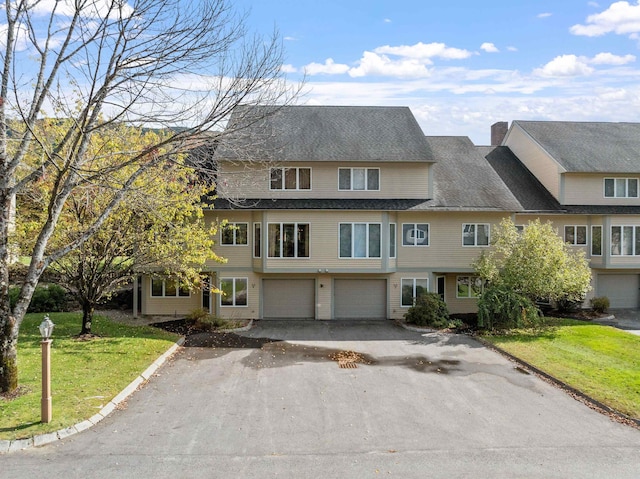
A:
217;161;430;200
141;275;201;315
504;123;562;201
207;211;254;270
564;173;640;205
443;275;480;315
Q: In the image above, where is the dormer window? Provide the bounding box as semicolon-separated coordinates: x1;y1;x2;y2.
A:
338;168;379;191
270;167;311;190
604;178;638;198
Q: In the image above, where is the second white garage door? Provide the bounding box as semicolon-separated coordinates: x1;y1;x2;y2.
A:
334;279;387;319
597;274;639;308
263;279;315;319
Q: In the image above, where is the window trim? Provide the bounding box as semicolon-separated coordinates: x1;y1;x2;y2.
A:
267;222;310;258
221;222;248;246
269;167;312;191
401;278;429;307
150;278;191;298
610;225;640;256
462;223;490;247
338;167;380;191
219;277;248;307
591;225;602;256
456;276;483;299
564;225;587;246
402;223;430;247
604;177;639;198
338;222;382;259
253;223;261;258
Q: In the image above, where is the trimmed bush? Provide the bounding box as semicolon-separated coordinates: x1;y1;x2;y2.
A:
9;284;68;313
186;308;209;325
590;296;610;314
403;293;450;328
477;285;543;330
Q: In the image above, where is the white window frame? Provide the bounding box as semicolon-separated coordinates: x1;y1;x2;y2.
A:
338;222;382;258
401;278;429;307
604;178;639;198
456;276;483;299
150;278;190;298
267;222;310;258
269;167;312;191
610;225;640;256
591;225;602;256
390;223;396;258
402;223;430;247
462;224;490;247
338;168;380;191
221;222;248;246
220;277;248;307
564;225;587;246
253;223;261;258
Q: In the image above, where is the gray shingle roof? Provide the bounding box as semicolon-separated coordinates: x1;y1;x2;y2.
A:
480;145;563;212
214;105;435;162
210;198;433;210
427;137;522;211
512;121;640;173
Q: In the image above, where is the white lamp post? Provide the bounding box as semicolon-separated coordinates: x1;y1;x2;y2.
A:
39;314;54;423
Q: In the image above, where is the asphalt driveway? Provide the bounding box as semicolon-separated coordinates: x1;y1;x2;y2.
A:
3;320;640;478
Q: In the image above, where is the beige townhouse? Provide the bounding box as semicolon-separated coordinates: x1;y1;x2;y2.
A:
138;107;640;318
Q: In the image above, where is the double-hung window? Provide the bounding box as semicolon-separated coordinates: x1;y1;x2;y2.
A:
611;226;640;256
151;278;190;298
339;223;381;258
221;222;248;245
564;225;587;245
338;168;380;191
402;223;429;246
268;223;310;258
457;276;483;298
270;167;311;190
604;178;638;198
401;278;428;307
220;278;248;306
462;224;489;246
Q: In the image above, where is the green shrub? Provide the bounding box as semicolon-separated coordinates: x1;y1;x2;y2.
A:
477;285;543;330
590;296;610;314
186;308;209;325
9;284;68;313
403;293;450;328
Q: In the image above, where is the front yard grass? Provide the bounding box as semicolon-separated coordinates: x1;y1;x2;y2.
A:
0;312;179;441
483;317;640;419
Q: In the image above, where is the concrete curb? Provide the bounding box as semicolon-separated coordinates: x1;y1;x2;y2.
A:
0;336;185;454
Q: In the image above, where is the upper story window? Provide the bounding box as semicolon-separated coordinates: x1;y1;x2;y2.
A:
253;223;261;258
151;278;190;298
611;226;640;256
268;223;310;258
564;225;587;246
338;168;380;191
402;223;429;246
339;223;381;258
604;178;638;198
390;223;396;258
221;222;248;245
270;167;311;190
591;225;602;256
462;224;489;246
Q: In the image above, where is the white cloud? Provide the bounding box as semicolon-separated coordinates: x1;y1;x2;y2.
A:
374;42;473;61
281;64;298;73
570;1;640;37
507;46;518;52
32;0;135;19
537;12;553;18
588;2;600;7
348;51;431;78
304;58;350;75
284;36;297;41
480;42;499;53
590;52;636;64
384;18;392;23
534;54;595;76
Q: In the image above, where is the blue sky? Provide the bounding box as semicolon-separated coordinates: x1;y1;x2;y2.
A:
235;0;640;144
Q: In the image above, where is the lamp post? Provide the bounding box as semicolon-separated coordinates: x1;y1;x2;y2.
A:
39;315;55;423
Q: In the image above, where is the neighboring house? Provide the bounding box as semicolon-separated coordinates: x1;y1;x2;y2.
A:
137;107;640;318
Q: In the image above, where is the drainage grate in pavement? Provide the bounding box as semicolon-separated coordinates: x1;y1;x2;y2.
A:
330;350;366;369
338;361;358;369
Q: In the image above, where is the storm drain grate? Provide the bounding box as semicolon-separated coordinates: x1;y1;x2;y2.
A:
330;350;365;369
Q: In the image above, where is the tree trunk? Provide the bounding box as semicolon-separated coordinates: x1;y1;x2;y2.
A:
0;313;18;393
81;301;94;335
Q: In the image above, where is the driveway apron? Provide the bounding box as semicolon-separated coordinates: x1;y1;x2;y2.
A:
3;320;640;479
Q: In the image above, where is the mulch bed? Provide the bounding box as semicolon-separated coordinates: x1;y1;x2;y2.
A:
151;319;272;349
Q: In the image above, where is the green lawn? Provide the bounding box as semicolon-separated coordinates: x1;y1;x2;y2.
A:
0;312;179;441
483;318;640;419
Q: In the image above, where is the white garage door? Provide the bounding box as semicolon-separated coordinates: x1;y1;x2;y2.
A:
334;279;387;319
263;279;315;319
598;274;639;308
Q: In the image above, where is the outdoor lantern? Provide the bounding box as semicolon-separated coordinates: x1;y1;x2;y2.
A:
39;314;54;423
39;315;55;340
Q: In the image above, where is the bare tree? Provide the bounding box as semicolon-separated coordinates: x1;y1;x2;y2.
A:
0;0;298;393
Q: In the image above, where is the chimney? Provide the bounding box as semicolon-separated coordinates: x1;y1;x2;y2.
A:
491;121;508;146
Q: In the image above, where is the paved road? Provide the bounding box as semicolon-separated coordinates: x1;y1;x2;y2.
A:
3;321;640;478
